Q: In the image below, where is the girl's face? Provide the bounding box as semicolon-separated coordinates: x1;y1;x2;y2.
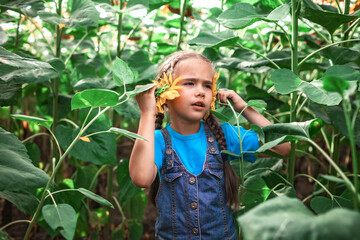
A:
167;58;214;124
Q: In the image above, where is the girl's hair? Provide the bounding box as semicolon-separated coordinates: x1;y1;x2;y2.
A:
150;51;240;210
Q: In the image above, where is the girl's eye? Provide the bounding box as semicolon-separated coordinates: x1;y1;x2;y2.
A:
184;82;194;86
205;85;212;89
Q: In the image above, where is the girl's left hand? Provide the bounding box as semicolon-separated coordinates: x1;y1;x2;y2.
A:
217;89;247;112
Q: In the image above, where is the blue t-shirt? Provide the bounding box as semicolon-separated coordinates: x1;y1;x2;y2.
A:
155;122;259;175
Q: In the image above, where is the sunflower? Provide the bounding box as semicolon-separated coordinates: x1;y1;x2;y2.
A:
153;72;183;114
204;72;219;120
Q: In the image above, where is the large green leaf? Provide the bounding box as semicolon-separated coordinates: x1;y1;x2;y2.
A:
42;203;77;240
0;47;58;84
73;77;116;90
270;66;359;106
11;114;53;130
0;0;44;15
237;196;360;240
217;3;289;29
328;106;360;147
116;159;142;204
0;128;50;192
257;119;321;153
67;0;99;28
71;89;120;110
187;30;239;48
300;0;357;34
55;112;116;165
0;83;21;106
243;175;271;209
0;190;39;215
310;196;353;214
113;57;135;86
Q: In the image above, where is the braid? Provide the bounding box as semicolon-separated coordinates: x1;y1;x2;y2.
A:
206;113;240;210
155;113;164;130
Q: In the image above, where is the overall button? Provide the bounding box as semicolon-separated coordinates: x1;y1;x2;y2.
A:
192;228;199;235
165;149;172;155
190;202;198;210
210;147;217;152
189;177;196;184
208;137;215;143
167;160;173;166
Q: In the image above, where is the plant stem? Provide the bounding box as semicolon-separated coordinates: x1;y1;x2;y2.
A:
24;107;110;239
117;0;124;58
176;0;187;50
0;219;31;231
304;137;357;198
64;31;89;65
227;100;245;205
341;0;350;46
328;133;340;194
15;13;21;47
343;100;359;210
236;43;281;69
288;0;299;185
104;165;114;239
298;39;360;66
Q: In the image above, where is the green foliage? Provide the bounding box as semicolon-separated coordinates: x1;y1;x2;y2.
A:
1;0;360;238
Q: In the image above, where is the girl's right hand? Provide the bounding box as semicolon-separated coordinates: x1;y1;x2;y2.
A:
134;84;158;116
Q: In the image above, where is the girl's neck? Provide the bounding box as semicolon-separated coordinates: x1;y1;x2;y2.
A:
170;120;201;135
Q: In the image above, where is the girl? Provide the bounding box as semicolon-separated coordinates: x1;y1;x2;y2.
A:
129;51;290;239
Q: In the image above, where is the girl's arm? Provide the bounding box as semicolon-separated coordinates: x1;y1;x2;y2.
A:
217;89;291;156
129;84;158;188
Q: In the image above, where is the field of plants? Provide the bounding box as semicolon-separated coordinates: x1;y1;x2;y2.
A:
1;0;360;239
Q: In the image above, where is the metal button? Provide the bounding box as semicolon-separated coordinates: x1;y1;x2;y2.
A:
191;202;198;210
210;147;217;152
167;160;173;166
189;177;196;184
192;228;199;235
208;137;215;143
165;149;172;155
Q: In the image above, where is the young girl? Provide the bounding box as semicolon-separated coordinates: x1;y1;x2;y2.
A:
129;51;290;239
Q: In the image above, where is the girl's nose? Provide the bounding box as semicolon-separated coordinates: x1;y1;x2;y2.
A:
195;87;205;97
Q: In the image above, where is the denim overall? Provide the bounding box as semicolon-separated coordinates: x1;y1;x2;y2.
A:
155;124;237;240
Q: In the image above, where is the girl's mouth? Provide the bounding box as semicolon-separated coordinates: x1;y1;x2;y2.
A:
192;102;205;110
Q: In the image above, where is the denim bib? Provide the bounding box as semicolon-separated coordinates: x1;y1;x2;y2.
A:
155;123;237;240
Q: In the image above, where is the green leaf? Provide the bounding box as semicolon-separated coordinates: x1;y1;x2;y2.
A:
55;123;117;165
0;190;39;215
109;127;148;141
217;3;289;30
0;27;8;46
77;188;113;208
0;47;58;84
257;119;320;153
310;196;353;214
237;196;360;240
270;67;358;106
217;3;265;29
187;30;239;48
0;128;50;192
11;114;53;130
250;124;265;143
0;83;21;106
67;0;100;28
71;89;120;110
116;159;142;204
221;150;240;157
42;204;77;240
113;57;134;86
38;11;65;25
243;175;271;209
0;0;44;15
125;84;156;98
0;230;8;240
247;100;266;110
319;174;346;184
300;0;357;34
323;75;349;97
74;77;116;90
